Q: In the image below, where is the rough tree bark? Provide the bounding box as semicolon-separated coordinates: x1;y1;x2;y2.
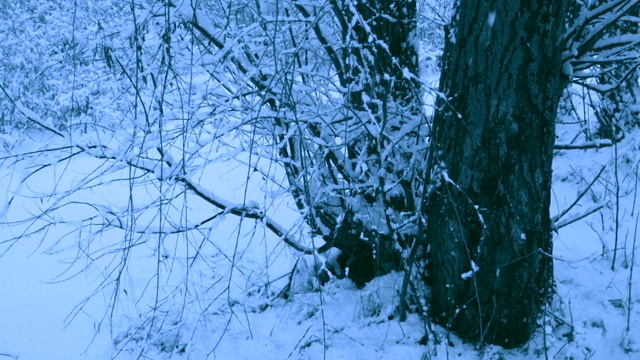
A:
426;0;569;347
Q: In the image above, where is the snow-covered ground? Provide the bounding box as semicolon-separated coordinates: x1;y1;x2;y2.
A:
0;125;639;360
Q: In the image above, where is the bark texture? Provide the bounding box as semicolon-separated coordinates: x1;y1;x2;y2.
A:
344;0;419;111
426;0;569;347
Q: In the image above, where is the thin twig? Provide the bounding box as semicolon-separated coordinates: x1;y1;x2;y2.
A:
552;165;606;224
626;214;638;332
553;204;606;230
613;139;620;270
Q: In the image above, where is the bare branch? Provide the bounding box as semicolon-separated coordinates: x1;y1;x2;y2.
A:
553;204;606;231
551;165;606;224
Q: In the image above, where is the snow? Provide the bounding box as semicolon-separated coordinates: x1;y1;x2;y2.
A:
562;61;574;78
0;240;113;360
1;1;640;360
487;11;496;29
461;260;479;280
2;123;640;360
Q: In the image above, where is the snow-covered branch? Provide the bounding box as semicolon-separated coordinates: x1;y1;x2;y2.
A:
180;176;314;254
565;0;637;61
564;0;640;84
554;139;614;150
0;84;65;138
553;204;606;231
294;1;346;87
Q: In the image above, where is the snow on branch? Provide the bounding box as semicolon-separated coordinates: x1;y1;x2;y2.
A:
591;33;640;54
0;84;65;138
554;139;614;150
55;143;315;254
293;1;346;88
565;0;628;45
0;93;312;254
180;176;315;254
553;204;606;231
571;60;640;93
179;5;274;97
563;0;640;80
565;0;637;60
81;144;314;254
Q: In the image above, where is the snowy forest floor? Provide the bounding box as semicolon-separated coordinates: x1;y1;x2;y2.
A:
0;123;639;360
0;1;639;358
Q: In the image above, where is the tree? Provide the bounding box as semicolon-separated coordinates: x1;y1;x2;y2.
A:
425;0;640;347
187;0;429;287
425;0;570;347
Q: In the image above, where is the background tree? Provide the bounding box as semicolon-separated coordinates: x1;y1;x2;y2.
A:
185;0;429;286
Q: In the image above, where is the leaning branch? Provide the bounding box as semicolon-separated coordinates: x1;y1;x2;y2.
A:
83;145;315;254
0;84;65;138
553;204;606;231
79;144;316;254
551;165;606;224
180;176;314;254
0;98;313;254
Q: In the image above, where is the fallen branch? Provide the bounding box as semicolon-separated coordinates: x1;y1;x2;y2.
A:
554;140;614;150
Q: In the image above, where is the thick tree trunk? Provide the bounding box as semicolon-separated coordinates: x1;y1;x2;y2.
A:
426;0;569;347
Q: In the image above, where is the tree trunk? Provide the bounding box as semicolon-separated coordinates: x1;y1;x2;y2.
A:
305;0;422;286
426;0;569;347
343;0;419;112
